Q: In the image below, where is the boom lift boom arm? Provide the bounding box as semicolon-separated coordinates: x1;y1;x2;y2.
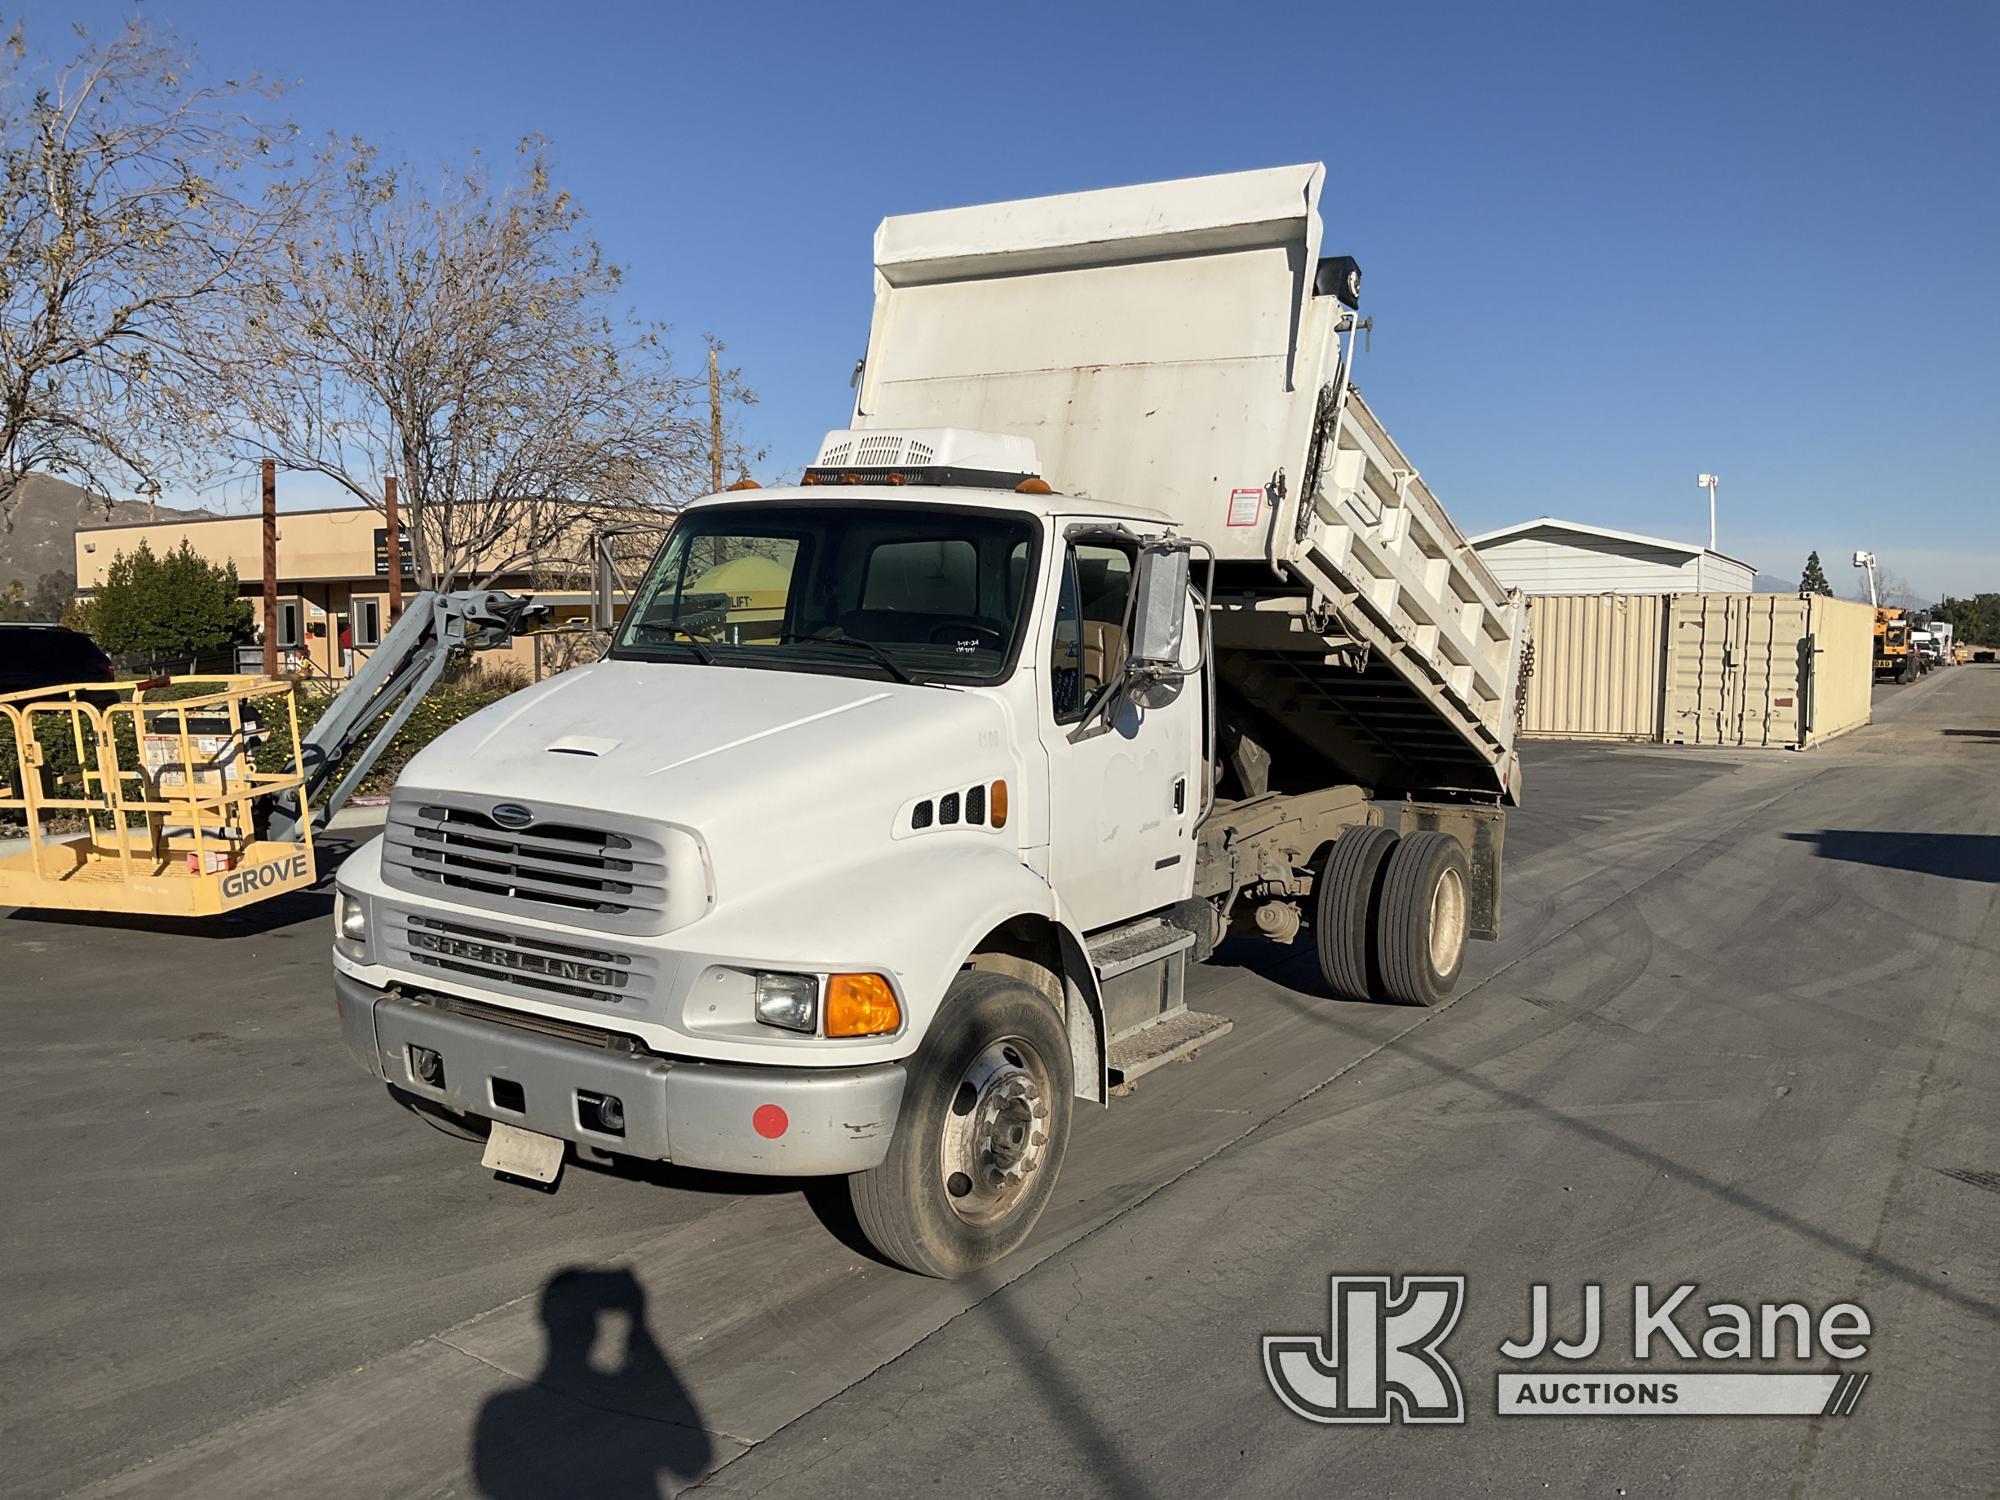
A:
266;590;548;844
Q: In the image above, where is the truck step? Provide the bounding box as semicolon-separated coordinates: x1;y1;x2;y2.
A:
1087;916;1196;981
1107;1009;1233;1087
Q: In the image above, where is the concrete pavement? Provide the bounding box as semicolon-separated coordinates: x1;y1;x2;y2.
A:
3;668;1993;1497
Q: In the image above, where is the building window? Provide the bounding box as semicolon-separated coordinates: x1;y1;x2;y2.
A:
275;600;302;649
352;598;383;648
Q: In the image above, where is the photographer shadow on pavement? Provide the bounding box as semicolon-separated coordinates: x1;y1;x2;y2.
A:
471;1266;715;1499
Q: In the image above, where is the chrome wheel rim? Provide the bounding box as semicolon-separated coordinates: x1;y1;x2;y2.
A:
937;1036;1053;1227
1429;866;1468;975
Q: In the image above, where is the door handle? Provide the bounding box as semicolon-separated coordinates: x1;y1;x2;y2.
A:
1173;776;1186;814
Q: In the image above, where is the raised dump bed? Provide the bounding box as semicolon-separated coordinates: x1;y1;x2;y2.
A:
855;163;1527;803
0;677;316;916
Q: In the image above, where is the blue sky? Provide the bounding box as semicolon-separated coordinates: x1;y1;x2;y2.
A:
35;1;2000;600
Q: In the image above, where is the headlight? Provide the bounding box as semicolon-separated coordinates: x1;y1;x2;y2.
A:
753;972;818;1033
334;890;369;956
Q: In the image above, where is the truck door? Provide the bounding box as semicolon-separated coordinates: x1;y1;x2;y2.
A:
1038;531;1201;932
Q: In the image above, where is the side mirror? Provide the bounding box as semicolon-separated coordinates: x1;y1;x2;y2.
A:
1128;542;1191;672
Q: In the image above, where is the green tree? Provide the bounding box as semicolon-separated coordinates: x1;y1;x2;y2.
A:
25;569;74;621
1799;551;1834;596
0;578;30;621
89;539;253;671
1932;593;2000;648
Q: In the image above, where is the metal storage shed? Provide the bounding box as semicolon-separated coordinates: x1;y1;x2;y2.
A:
1469;517;1755;596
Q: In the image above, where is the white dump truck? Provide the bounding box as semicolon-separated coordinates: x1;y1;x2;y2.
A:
331;164;1528;1276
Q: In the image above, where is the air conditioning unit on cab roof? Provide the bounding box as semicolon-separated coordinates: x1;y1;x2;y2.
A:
805;427;1041;490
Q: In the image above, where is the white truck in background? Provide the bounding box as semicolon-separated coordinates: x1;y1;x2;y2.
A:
331;164;1528;1277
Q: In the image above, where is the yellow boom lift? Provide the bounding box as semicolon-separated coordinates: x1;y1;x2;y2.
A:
0;592;544;917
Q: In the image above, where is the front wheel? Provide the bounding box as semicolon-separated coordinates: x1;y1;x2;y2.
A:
848;971;1072;1278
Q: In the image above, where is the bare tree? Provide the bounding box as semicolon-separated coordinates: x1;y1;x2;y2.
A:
217;137;754;591
0;19;304;519
1876;571;1923;611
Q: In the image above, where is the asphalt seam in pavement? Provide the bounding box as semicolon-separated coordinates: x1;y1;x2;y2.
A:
428;1332;760;1447
683;759;1848;1490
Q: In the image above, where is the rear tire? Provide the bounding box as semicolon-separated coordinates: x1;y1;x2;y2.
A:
1375;831;1471;1007
848;971;1072;1278
1314;824;1398;1001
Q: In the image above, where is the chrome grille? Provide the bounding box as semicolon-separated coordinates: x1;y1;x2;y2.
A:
381;795;691;936
400;914;635;1006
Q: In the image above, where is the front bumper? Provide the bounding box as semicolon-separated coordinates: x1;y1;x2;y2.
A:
336;974;906;1176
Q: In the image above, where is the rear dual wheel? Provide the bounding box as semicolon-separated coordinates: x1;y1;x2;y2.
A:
1314;826;1470;1007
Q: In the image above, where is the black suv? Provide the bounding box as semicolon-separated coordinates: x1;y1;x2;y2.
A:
0;623;117;698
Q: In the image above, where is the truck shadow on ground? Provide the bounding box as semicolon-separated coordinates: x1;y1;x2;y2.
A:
1783;830;2000;883
469;1266;715;1499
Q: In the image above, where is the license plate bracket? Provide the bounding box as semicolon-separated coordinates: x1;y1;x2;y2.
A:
482;1120;566;1187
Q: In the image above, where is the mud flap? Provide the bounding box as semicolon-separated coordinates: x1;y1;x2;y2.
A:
1398;800;1504;940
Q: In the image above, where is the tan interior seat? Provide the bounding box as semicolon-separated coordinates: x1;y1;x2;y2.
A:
1081;620;1127;697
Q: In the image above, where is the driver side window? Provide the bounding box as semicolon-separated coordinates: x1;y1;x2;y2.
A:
1049;539;1135;723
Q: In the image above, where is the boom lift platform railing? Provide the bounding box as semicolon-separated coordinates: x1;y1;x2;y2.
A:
0;676;316;916
0;589;548;917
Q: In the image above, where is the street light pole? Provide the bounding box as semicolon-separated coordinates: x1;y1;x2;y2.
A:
1697;473;1719;552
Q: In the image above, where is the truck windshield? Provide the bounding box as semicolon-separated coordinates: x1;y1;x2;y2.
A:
610;502;1040;685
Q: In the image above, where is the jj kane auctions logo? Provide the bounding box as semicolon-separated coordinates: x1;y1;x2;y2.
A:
1265;1277;1872;1423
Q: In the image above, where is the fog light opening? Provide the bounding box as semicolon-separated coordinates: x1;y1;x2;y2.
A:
578;1089;626;1138
409;1045;444;1088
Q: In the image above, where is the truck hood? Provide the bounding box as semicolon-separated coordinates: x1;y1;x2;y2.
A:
395;659;1021;905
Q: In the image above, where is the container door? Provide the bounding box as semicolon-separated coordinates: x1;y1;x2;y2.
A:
1037;532;1201;932
1666;594;1806;747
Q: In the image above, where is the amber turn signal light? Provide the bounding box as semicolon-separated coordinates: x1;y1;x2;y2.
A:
989;779;1008;828
825;973;901;1037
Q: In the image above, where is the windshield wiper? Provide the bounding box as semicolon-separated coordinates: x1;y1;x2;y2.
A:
775;632;917;685
636;624;717;665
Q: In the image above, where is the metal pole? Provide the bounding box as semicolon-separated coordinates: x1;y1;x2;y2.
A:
709;345;724;494
384;475;404;625
261;460;278;679
1709;477;1717;552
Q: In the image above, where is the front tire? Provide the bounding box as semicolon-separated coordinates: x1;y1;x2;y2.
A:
848;971;1072;1278
1375;831;1471;1007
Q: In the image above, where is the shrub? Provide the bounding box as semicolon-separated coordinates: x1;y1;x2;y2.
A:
91;540;253;673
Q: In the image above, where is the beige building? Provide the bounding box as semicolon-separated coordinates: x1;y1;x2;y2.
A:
73;503;639;679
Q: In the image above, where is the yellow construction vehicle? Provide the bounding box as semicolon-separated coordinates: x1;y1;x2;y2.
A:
0;590;546;918
0;677;316;916
1871;607;1920;683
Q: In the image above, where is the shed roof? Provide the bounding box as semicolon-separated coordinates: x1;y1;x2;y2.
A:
1467;516;1754;571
